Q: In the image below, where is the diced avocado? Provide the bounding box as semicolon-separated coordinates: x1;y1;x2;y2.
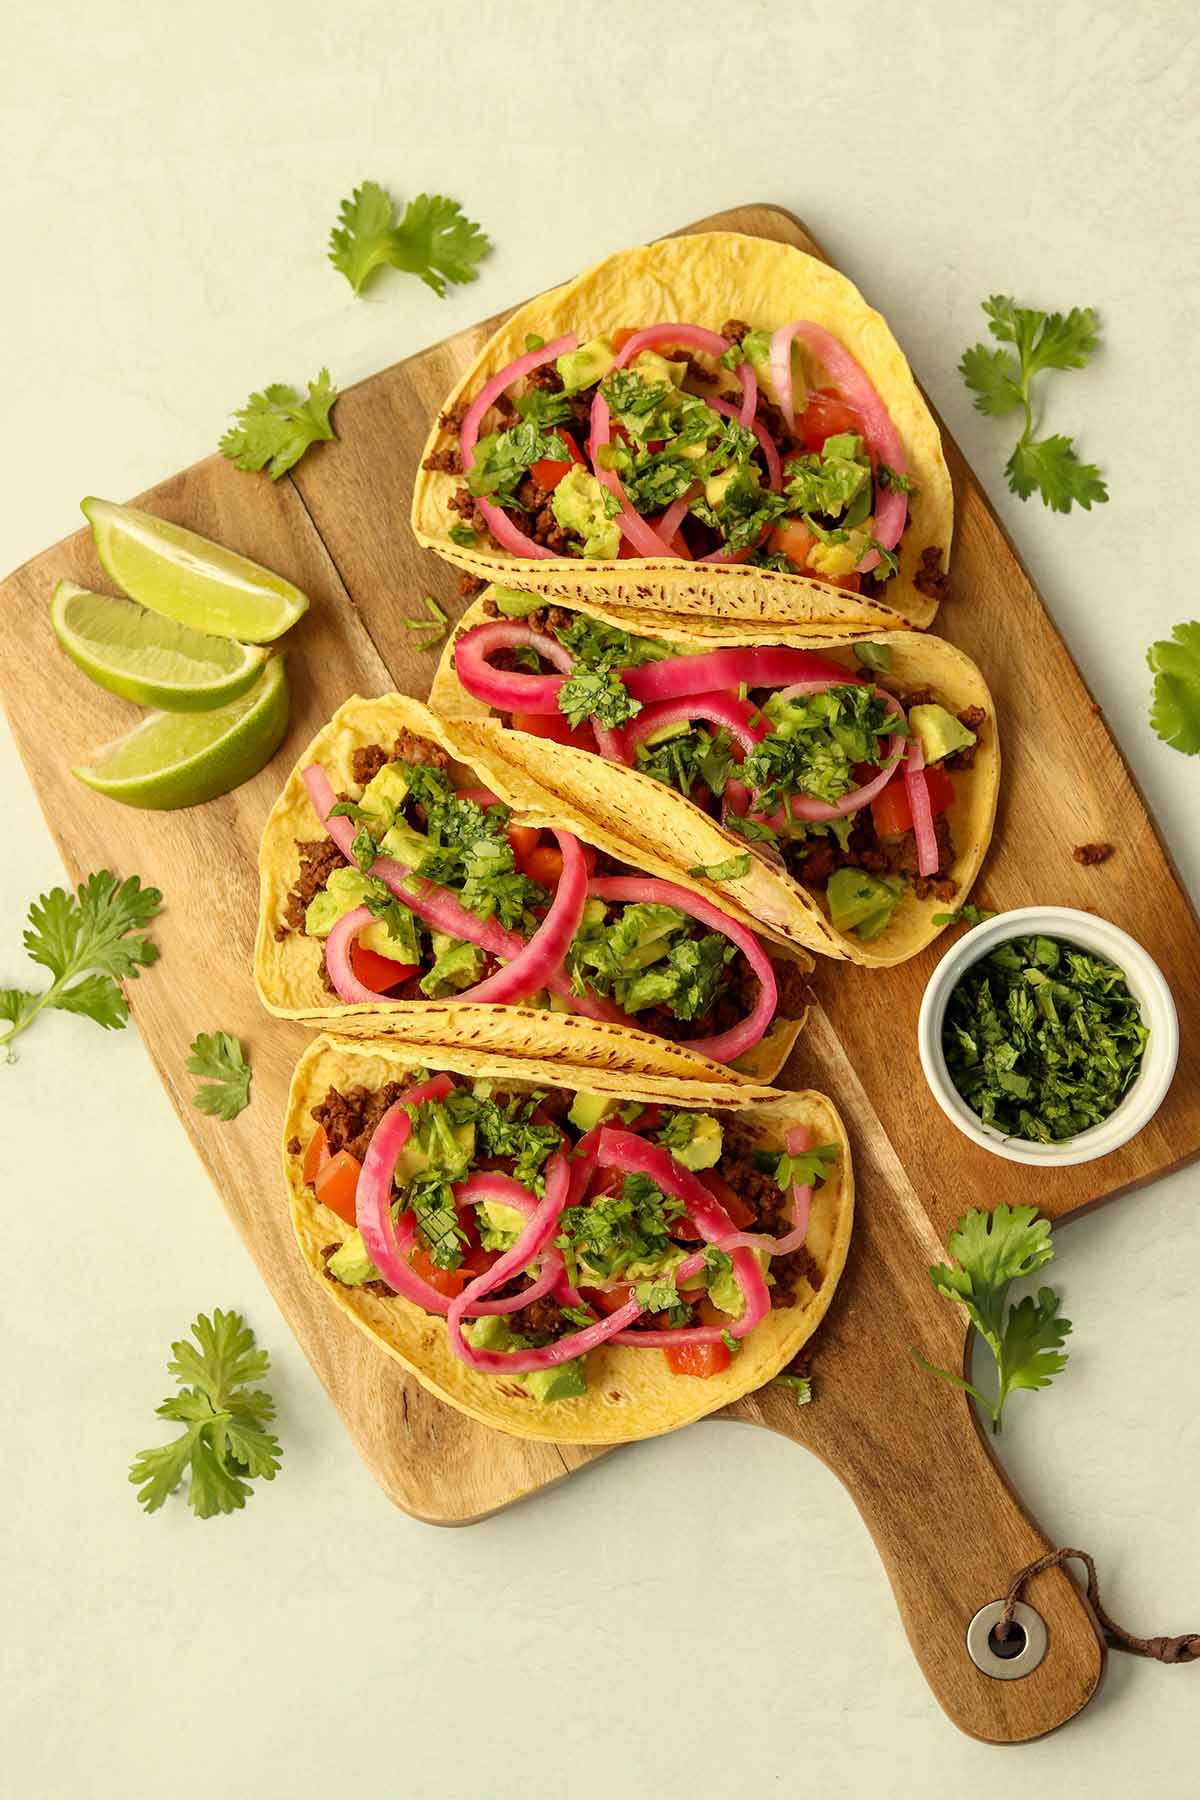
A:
909;703;975;766
738;328;778;402
522;1360;588;1401
304;867;375;936
631;349;688;389
557;335;616;394
327;1230;383;1287
467;1314;515;1352
707;1263;745;1318
379;817;430;868
476;1199;525;1251
642;716;693;749
395;1115;476;1184
358;762;411;822
704;464;740;509
491;586;543;618
580;898;608;927
303;867;419;962
568;1091;620;1132
827;868;902;939
672;1112;724;1172
419;934;486;998
551;468;621;559
548;990;571;1013
806;532;864;578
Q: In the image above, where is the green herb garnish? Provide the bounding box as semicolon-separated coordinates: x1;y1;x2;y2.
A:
912;1206;1071;1433
403;593;450;651
771;1373;813;1406
687;853;751;881
1147;621;1200;756
942;933;1147;1141
328;181;490;297
218;370;337;479
1;870;162;1059
186;1031;252;1121
931;903;997;928
959;296;1107;512
129;1310;282;1517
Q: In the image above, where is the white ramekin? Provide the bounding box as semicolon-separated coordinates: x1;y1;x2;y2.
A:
916;906;1179;1168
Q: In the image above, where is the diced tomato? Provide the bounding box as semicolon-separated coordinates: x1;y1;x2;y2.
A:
530;430;586;491
769;519;817;569
612;327;638;354
507;823;542;865
797;386;863;453
870;763;955;840
302;1124;332;1186
315;1150;362;1226
510;711;598;751
689;783;713;815
349;939;419;994
582;1283;639;1316
520;843;596;888
409;1243;466;1299
698;1167;756;1230
664;1339;732;1378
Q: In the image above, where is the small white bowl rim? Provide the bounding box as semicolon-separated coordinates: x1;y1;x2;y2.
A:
917;906;1179;1168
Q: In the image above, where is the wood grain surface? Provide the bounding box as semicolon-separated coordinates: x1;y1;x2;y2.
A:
4;204;1197;1741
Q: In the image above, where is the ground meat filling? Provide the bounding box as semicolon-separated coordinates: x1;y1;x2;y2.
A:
282;839;347;934
914;546;948;601
784;809;958;904
1074;841;1114;866
311;1081;413;1163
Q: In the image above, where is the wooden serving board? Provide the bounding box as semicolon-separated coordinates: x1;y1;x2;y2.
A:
4;205;1198;1744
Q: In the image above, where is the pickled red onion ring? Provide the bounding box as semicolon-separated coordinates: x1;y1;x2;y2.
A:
622;691;767;762
622;646;857;704
611;323;730;370
448;1155;646;1372
903;736;939;878
459;333;579;562
588;875;777;1066
658;484;701;543
453;618;572;713
302;763;525;963
323;905;398;1006
734;359;757;428
707;397;782;493
719;1125;815;1256
593;1130;769;1346
768;320;909;571
450;830;589;1005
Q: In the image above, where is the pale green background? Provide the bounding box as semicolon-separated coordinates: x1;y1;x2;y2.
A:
2;2;1198;1796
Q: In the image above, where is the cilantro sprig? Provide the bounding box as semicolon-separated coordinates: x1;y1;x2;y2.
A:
912;1206;1071;1433
959;296;1108;512
1147;621;1200;755
129;1310;282;1517
329;180;490;298
1;870;162;1059
186;1031;252;1121
218;369;337;479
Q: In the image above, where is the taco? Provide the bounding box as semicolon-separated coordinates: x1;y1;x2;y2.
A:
430;593;999;968
284;1035;853;1444
412;231;951;630
255;694;810;1083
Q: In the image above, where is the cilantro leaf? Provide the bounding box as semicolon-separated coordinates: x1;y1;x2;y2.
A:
931;902;998;928
912;1205;1071;1432
218;369;338;479
687;853;751;881
1147;621;1200;755
1;870;162;1058
960;295;1107;512
771;1373;813;1406
1006;434;1108;513
329;181;490;298
186;1031;252;1121
557;666;641;730
130;1310;281;1517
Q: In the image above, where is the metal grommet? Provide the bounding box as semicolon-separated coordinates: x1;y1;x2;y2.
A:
966;1600;1048;1679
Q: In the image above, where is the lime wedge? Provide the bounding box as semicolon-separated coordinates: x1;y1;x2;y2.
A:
73;657;290;809
51;581;269;711
81;497;309;643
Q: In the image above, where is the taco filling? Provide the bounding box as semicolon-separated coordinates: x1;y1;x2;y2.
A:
451;606;986;942
424;318;940;601
277;727;804;1064
300;1067;839;1395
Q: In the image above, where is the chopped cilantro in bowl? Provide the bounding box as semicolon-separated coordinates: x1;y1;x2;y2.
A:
916;906;1178;1167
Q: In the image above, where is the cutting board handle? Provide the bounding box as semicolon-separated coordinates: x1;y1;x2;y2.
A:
752;1267;1108;1742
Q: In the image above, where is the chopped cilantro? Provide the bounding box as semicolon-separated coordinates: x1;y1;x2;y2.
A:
448;523;477;548
687;853;751;881
467;420;571;508
942;934;1148;1142
720;1329;741;1354
557;1172;686;1284
557;666;642;730
931;903;997;928
771;1373;813;1406
876;463;919;496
